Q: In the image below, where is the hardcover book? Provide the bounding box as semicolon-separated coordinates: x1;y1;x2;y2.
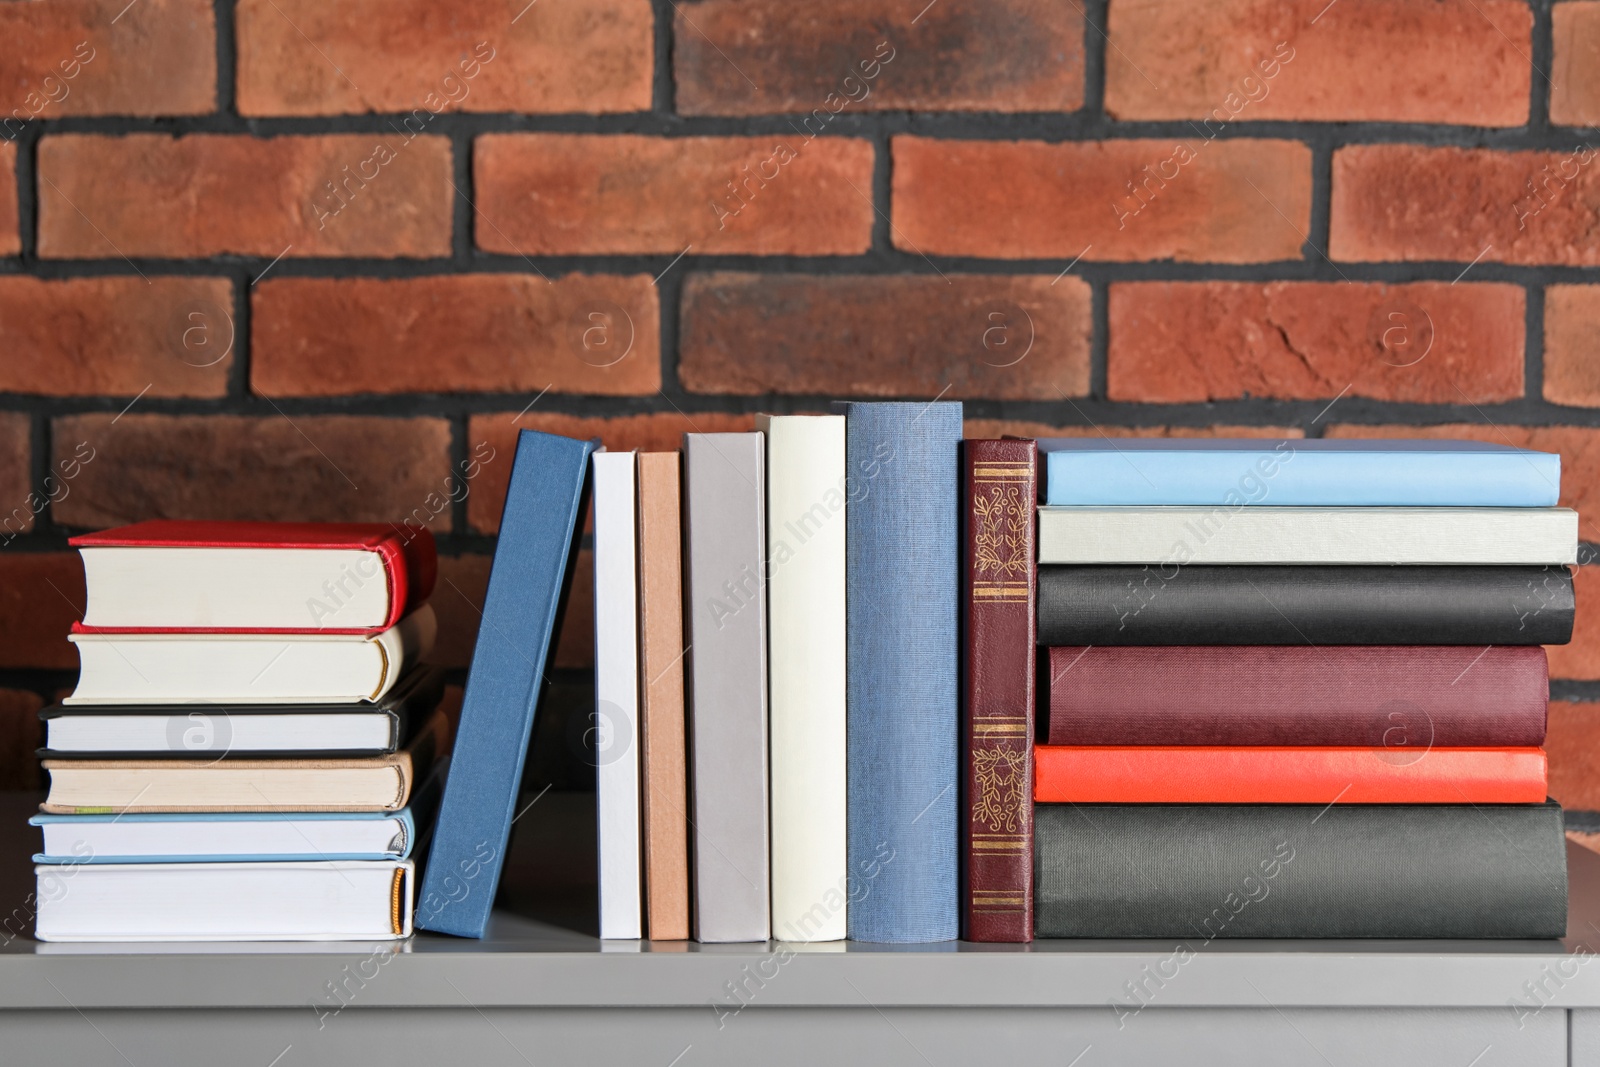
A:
683;432;770;943
759;415;848;943
1038;564;1576;646
961;439;1035;943
1038;438;1560;507
842;401;962;944
1044;645;1549;747
32;808;423;863
417;429;595;938
1034;802;1568;938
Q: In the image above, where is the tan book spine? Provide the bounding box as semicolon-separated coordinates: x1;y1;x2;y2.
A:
637;452;690;940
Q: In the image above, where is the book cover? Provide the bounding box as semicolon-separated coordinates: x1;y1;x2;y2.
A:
759;415;847;943
1045;645;1549;747
1038;438;1560;507
1038;564;1576;646
637;451;690;942
683;432;770;942
417;429;595;938
1037;506;1579;565
961;439;1035;943
1034;802;1568;938
593;451;642;940
842;401;963;944
1033;745;1548;804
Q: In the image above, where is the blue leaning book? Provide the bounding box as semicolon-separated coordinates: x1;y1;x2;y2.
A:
1039;438;1561;507
30;809;418;863
841;401;962;943
416;429;596;937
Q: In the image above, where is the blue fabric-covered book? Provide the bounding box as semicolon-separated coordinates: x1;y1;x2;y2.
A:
1039;438;1560;507
416;429;595;937
841;401;962;943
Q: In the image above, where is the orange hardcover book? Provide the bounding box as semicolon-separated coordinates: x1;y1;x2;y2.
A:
1033;746;1547;804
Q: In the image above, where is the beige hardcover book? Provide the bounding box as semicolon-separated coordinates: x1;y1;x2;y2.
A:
41;705;451;814
637;451;690;940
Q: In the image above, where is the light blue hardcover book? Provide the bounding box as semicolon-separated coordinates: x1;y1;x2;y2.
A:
842;401;962;943
1040;438;1561;507
417;429;596;937
30;809;417;863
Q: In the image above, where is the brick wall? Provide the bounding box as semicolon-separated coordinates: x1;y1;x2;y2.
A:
1;0;1599;809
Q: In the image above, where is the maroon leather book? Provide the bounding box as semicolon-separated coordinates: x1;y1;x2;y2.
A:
962;439;1036;942
1047;645;1548;747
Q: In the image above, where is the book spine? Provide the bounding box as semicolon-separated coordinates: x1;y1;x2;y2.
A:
961;440;1036;943
1033;802;1568;938
844;402;962;943
1033;746;1549;804
760;416;848;943
1045;644;1550;746
684;433;770;942
1038;564;1576;647
593;452;642;939
636;452;690;941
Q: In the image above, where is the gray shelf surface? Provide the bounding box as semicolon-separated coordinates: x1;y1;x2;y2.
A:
6;791;1600;1065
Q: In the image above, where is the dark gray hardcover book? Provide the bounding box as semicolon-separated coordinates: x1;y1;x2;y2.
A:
684;432;770;942
1038;564;1574;646
1035;802;1568;939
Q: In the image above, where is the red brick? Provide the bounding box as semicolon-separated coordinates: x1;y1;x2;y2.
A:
0;689;43;790
236;0;651;116
0;140;15;255
0;0;214;119
1545;285;1600;407
473;134;875;256
674;0;1082;115
962;421;1304;441
680;273;1090;399
432;550;594;670
0;553;83;670
0;277;232;397
1553;2;1600;127
50;414;453;531
252;275;659;398
1330;144;1600;266
1549;701;1600;808
892;136;1310;262
37;133;451;259
1105;0;1530;125
467;412;755;534
1550;568;1600;681
1326;425;1600;537
1108;282;1524;403
0;414;29;539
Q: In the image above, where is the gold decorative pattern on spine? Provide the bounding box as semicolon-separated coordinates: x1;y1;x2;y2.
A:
391;867;406;935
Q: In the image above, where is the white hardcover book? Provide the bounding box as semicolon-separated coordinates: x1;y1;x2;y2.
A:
758;415;847;942
593;451;643;939
1038;506;1580;565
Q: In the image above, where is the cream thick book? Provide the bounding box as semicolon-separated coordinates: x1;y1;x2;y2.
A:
41;707;449;814
1038;507;1579;565
33;860;413;942
64;604;436;705
758;415;847;942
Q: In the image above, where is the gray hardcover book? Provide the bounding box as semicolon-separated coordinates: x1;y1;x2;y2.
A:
684;432;770;942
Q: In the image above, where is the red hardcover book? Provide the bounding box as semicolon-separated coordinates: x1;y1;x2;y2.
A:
1046;645;1548;747
70;520;436;634
962;439;1036;942
1034;746;1548;804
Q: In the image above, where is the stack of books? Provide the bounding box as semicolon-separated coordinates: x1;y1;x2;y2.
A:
1020;439;1577;939
31;521;450;942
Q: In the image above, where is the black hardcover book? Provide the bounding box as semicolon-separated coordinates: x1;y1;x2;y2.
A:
38;665;445;759
1034;802;1568;939
1038;564;1574;646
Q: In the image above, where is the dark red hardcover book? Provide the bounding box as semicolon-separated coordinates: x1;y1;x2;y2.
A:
1046;645;1548;747
962;439;1036;942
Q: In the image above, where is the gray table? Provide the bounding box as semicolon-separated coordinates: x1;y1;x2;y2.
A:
4;791;1600;1067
